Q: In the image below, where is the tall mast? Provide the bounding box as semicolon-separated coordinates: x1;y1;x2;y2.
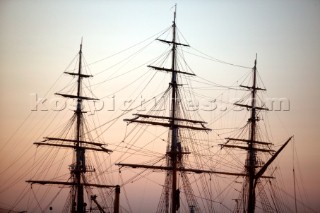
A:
247;56;257;213
226;57;293;212
170;5;179;213
26;41;118;213
74;40;85;213
117;7;269;213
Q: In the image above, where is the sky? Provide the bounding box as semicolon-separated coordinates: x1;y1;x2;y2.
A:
0;0;320;212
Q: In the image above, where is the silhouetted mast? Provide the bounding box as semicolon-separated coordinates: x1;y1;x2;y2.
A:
26;41;119;213
117;6;214;213
169;6;179;212
75;39;85;213
225;57;292;212
247;57;259;213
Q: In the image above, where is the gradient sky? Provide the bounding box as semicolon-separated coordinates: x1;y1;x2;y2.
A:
0;0;320;211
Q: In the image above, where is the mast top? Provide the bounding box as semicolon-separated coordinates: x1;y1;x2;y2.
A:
254;53;257;68
173;4;177;24
80;37;83;53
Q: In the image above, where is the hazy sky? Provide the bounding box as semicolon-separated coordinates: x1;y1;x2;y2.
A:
0;0;319;211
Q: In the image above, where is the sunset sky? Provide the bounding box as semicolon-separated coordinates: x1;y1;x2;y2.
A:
0;0;319;212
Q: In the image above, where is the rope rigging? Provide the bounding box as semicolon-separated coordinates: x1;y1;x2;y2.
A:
1;7;314;213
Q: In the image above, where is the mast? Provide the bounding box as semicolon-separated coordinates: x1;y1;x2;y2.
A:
169;6;178;213
230;56;266;213
74;40;85;213
117;6;231;212
26;41;118;213
226;57;293;212
247;56;258;213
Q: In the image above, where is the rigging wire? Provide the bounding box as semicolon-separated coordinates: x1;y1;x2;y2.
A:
189;47;251;69
2;15;307;213
85;72;165;138
30;185;44;212
84;26;171;71
0;67;67;154
119;173;133;213
89;46;170;89
90;36;160;80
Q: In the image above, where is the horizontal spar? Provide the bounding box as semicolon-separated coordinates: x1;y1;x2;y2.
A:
226;137;273;145
220;144;275;153
234;103;268;111
116;163;273;178
240;85;266;91
44;137;106;147
123;119;211;131
148;65;195;76
26;180;117;188
55;93;99;101
133;113;207;124
156;38;190;47
34;142;112;153
64;72;93;78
